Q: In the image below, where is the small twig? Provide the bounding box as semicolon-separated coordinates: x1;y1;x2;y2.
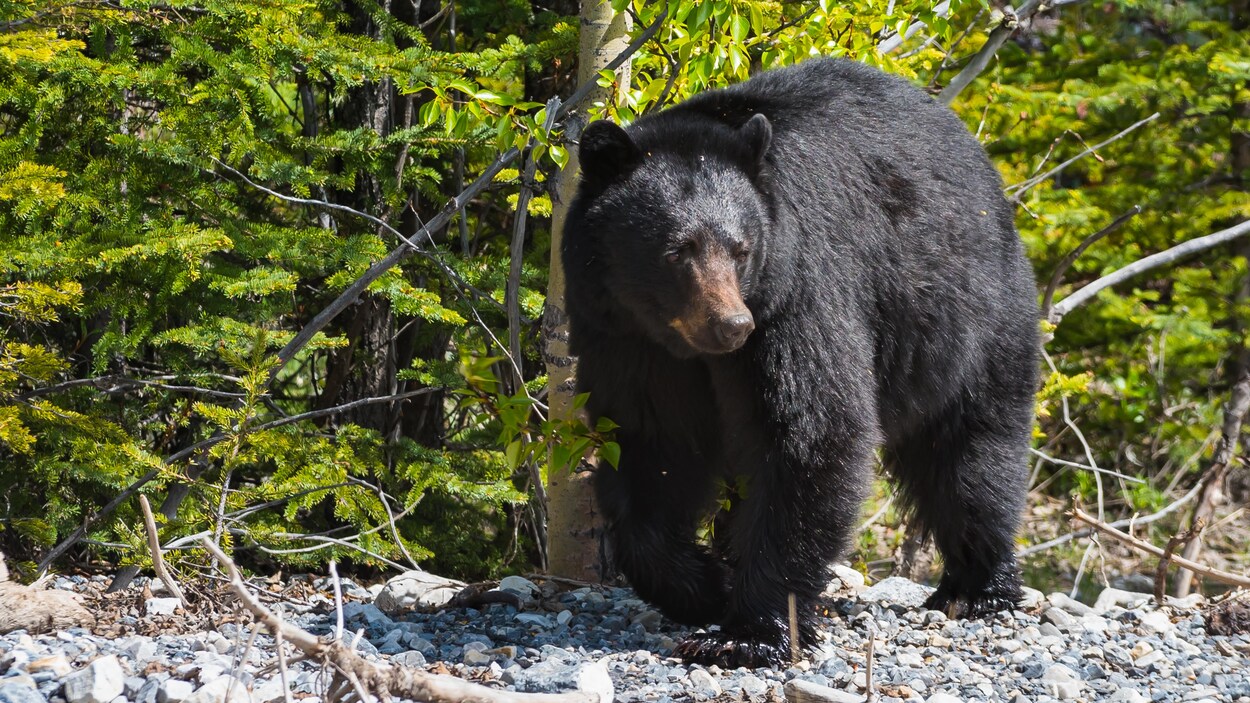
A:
1154;519;1205;605
138;495;189;608
1008;114;1159;202
788;592;799;666
938;0;1053;104
1071;509;1250;588
1040;206;1142;321
1028;447;1146;484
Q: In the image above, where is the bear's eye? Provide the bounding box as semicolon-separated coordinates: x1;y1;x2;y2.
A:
665;243;694;264
734;247;751;263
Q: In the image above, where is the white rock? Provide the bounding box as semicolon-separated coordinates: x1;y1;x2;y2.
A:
1042;664;1080;682
556;610;573;625
688;669;722;697
571;662;613;703
373;570;464;613
1047;681;1082;700
64;656;126;703
185;678;250;703
146;598;183;617
1107;689;1148;703
832;565;866;591
498;575;539;597
1045;593;1093;616
158;680;195;703
783;679;864;702
1094;587;1151;612
1019;587;1046;610
925;693;964;703
1139;610;1174;634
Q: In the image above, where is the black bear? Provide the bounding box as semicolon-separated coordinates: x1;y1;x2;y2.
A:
561;58;1039;667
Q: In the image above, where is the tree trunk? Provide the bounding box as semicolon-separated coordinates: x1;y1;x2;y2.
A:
543;1;632;582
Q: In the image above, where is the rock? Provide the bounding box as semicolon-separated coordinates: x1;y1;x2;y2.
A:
831;565;866;592
510;660;613;703
1019;587;1045;610
630;610;663;632
184;678;250;703
1042;664;1083;700
158;680;195;703
739;675;769;698
555;610;573;626
498;576;539;598
688;669;722;698
782;679;864;703
515;613;553;628
27;655;72;677
1046;593;1093;616
390;651;427;668
373;571;464;614
925;694;964;703
857;577;934;609
1138;610;1173;634
1042;607;1075;627
146;598;183;617
63;657;126;703
0;682;47;703
1094;588;1151;612
248;679;287;703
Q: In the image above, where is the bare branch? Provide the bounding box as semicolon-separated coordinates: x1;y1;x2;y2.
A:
1050;218;1250;324
1008;113;1160;203
938;0;1051;105
139;495;189;609
1071;508;1250;589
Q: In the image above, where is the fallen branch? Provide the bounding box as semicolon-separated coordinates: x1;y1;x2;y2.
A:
139;494;189;609
1071;508;1250;589
1050;218;1250;324
199;538;601;703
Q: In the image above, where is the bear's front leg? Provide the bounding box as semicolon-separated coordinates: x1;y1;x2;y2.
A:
674;322;878;668
595;433;729;626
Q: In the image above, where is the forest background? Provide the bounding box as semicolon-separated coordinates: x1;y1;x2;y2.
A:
1;0;1247;601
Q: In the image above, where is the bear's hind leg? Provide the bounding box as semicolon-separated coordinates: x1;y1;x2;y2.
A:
888;383;1033;618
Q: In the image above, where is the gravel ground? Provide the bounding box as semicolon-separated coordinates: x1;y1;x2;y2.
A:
0;569;1247;703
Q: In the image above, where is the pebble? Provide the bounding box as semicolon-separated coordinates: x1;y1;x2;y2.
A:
63;656;125;703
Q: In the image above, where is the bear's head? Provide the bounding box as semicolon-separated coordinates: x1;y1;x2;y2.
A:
571;113;773;358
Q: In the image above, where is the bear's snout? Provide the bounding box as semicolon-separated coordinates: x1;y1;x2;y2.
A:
713;312;755;351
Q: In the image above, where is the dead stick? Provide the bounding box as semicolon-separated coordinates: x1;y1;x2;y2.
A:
198;538;600;703
139;495;189;608
1071;509;1250;588
1154;519;1205;605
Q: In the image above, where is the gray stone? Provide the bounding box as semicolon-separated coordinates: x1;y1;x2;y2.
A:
1046;593;1094;616
782;679;864;703
925;694;964;703
1020;587;1046;610
739;675;769;698
498;576;539;597
831;565;866;592
857;577;934;609
63;656;126;703
390;652;427;668
630;610;663;632
1042;607;1075;627
515;613;552;628
373;570;464;613
0;682;47;703
1138;610;1173;634
555;610;573;626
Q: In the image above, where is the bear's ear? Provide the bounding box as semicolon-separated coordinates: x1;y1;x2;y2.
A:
739;113;773;173
579;121;642;183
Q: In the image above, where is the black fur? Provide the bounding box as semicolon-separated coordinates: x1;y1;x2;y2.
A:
562;58;1039;667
